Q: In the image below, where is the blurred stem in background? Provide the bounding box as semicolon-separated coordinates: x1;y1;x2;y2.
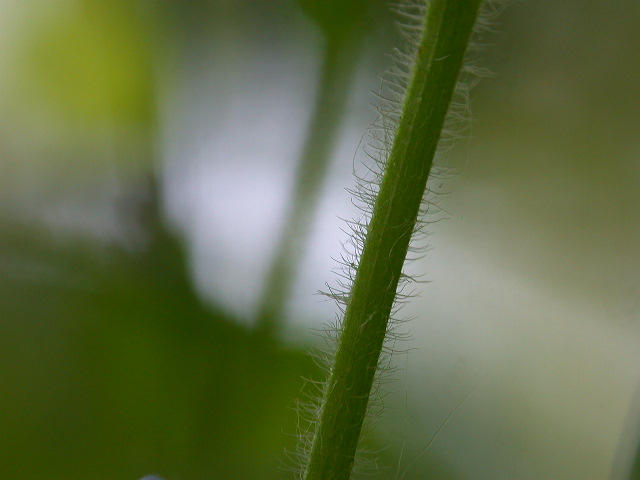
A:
614;377;640;480
632;437;640;480
254;0;376;337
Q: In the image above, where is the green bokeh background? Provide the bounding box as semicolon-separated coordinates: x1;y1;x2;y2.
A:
1;1;639;479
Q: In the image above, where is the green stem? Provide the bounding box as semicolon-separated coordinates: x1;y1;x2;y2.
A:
302;1;483;479
255;34;360;338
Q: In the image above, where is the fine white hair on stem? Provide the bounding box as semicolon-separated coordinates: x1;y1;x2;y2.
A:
289;1;508;478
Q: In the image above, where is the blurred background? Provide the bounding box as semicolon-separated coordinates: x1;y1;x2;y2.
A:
1;1;639;479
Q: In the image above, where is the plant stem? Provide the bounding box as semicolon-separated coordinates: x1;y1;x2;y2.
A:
302;1;483;479
255;34;360;338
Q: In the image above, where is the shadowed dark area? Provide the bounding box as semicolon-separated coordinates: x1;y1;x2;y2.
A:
0;179;321;480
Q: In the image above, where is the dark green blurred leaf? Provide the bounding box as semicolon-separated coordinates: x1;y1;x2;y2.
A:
0;181;320;480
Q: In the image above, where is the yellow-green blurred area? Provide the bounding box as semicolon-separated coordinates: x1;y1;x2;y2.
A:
0;1;639;480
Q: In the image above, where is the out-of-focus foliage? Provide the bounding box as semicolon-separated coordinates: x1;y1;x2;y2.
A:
295;0;382;40
1;1;157;184
0;180;320;480
21;2;155;127
0;0;639;479
0;1;326;479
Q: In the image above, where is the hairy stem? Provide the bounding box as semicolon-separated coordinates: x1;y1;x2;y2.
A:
302;1;483;479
